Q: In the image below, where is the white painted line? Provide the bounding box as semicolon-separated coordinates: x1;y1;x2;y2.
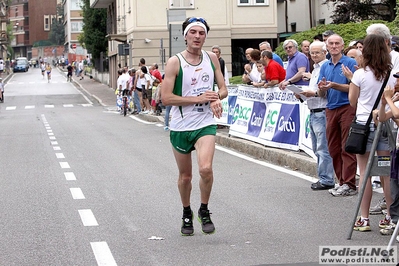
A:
45;105;55;108
45;126;51;130
48;132;54;136
25;105;35;109
215;145;318;184
47;130;52;133
64;172;76;180
78;209;99;226
82;104;93;107
63;104;74;108
49;136;56;140
91;242;117;266
53;146;61;150
59;162;70;168
6;106;16;110
70;188;85;199
130;115;156;125
51;141;58;145
55;153;65;159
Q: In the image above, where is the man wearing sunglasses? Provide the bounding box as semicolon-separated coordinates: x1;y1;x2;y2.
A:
161;17;228;236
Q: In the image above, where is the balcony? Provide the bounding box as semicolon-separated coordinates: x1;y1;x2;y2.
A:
0;30;7;42
90;0;114;8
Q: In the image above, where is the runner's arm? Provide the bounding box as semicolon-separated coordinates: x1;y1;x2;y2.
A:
161;56;218;106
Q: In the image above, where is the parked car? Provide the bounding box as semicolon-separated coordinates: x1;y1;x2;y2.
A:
13;59;29;72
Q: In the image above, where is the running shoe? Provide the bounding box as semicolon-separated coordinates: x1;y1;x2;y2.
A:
181;211;194;236
331;184;357;197
198;209;215;234
328;184;341;194
369;198;387;215
379;216;392;229
380;222;396;235
353;217;371;232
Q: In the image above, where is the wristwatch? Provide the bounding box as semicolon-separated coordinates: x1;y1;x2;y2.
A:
314;91;318;97
288;80;293;85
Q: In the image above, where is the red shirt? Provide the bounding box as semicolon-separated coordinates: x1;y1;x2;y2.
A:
151;69;162;82
265;59;286;83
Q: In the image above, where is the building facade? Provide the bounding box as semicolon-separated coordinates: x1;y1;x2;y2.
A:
0;0;7;60
8;0;59;59
90;0;334;89
63;0;87;63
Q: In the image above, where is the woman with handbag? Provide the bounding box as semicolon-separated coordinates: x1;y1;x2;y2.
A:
347;34;396;232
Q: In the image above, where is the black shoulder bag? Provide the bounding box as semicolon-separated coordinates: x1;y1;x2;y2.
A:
345;71;391;155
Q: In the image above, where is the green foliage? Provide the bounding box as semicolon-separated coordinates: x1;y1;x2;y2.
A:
275;20;395;59
322;0;396;23
33;40;53;47
80;0;107;60
229;75;243;85
6;23;14;43
49;4;65;45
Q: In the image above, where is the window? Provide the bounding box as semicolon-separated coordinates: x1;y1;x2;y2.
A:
71;22;83;32
71;0;83;10
44;15;50;31
238;0;268;6
170;0;194;9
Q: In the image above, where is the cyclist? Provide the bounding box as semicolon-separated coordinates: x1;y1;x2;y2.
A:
116;68;130;114
46;63;52;82
66;63;73;82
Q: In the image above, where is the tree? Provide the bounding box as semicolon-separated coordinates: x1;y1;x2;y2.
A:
80;0;107;61
323;0;396;23
274;20;396;59
49;3;65;45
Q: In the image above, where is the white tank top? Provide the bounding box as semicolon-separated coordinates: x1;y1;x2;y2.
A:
170;50;216;131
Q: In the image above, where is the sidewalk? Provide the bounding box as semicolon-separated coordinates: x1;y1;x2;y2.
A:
62;68;317;178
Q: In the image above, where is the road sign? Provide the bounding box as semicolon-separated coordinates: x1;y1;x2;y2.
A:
71;43;76;49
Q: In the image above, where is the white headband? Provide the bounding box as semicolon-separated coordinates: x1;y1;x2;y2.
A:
183;22;207;38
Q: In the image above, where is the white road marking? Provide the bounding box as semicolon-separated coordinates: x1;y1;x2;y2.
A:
63;104;74;108
215;145;318;184
45;105;55;108
51;141;58;145
64;172;76;180
70;188;85;199
48;132;54;136
47;130;52;133
6;106;16;110
78;209;99;226
25;105;35;109
49;136;56;140
90;242;117;266
55;153;65;159
59;162;70;168
53;146;61;150
82;104;93;107
130;115;156;125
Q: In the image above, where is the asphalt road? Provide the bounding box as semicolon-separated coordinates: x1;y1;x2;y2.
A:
0;68;396;266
